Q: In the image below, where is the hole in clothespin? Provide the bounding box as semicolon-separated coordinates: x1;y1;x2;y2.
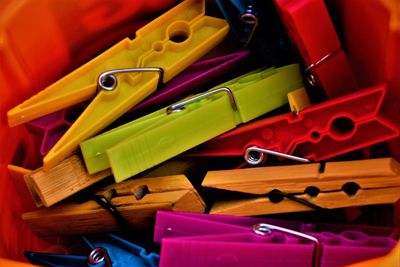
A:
330;116;355;139
310;131;321;141
304;186;320;197
342;182;360;196
133;185;149;200
268;189;284;203
168;21;190;43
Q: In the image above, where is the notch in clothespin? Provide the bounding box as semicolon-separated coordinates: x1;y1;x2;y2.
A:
274;0;359;99
80;63;304;182
187;84;399;164
25;233;159;267
22;175;205;236
201;157;400;216
7;0;229;170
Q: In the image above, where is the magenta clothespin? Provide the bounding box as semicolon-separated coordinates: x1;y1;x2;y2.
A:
154;211;398;267
25;51;250;155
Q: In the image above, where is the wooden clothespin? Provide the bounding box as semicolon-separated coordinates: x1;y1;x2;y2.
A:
202;157;400;216
22;175;205;236
24;154;111;207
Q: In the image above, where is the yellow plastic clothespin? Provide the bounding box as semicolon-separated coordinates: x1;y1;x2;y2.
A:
7;0;229;170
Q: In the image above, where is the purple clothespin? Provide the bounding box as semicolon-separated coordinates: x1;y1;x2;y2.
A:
154;211;398;267
25;105;85;156
26;50;250;156
125;49;250;119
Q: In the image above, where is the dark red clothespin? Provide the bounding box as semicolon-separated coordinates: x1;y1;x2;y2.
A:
187;84;399;165
274;0;359;99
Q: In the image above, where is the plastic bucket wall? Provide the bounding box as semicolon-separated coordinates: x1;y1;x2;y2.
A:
0;0;176;262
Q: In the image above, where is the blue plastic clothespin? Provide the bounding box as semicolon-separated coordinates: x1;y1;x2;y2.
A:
216;0;298;66
24;233;159;267
216;0;258;47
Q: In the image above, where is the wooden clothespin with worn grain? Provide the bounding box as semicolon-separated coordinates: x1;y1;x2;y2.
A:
23;154;207;208
22;174;205;236
24;154;111;207
202;157;400;216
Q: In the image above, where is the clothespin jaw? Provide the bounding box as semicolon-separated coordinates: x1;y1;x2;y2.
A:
188;84;399;164
22;175;205;236
25;233;159;267
8;0;230;170
80;64;304;182
201;158;400;216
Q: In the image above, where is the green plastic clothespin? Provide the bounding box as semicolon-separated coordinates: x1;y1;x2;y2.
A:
80;64;304;182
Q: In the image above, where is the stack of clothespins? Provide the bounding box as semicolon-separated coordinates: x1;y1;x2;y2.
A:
3;0;400;266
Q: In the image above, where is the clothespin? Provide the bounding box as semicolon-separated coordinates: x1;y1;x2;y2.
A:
25;104;85;156
216;0;297;66
128;50;251;117
188;84;399;164
335;0;400;162
25;51;250;156
25;233;159;267
274;0;359;99
216;0;259;47
80;64;304;182
24;154;208;208
24;154;112;207
201;157;400;216
154;211;398;267
22;175;205;236
7;0;230;170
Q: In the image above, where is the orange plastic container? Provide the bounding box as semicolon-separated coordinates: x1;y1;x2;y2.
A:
0;0;399;265
0;0;176;262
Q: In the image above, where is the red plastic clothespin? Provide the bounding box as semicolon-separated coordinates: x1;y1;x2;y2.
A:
187;84;399;164
274;0;359;99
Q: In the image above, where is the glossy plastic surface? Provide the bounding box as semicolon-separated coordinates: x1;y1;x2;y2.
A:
155;211;398;267
189;85;399;162
274;0;358;98
80;64;303;182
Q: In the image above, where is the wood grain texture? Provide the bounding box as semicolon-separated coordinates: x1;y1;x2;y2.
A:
26;155;111;207
204;158;400;216
22;175;205;236
210;187;400;216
